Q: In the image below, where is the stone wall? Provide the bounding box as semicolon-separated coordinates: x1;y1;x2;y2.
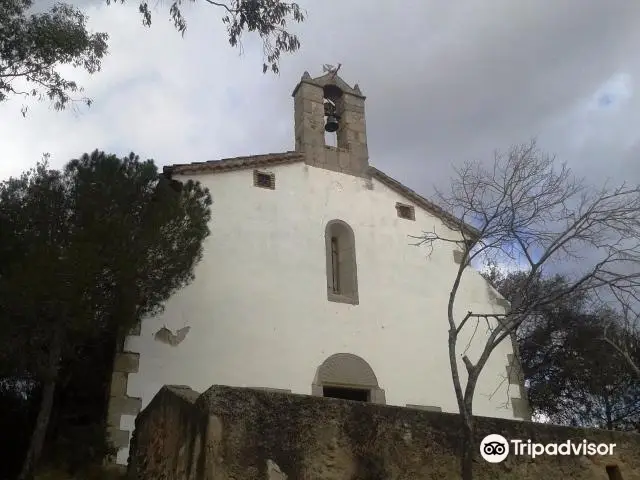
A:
293;72;369;178
107;326;142;464
128;385;640;479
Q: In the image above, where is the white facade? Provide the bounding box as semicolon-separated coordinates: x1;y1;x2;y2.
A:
109;72;528;465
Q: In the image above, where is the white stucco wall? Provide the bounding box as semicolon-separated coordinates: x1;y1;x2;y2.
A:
116;161;522;463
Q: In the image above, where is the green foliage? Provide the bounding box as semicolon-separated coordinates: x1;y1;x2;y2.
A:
0;0;109;114
0;151;212;475
485;269;640;431
0;379;40;479
0;331;121;478
41;330;120;472
0;0;305;114
109;0;305;73
61;151;212;333
45;422;118;473
0;151;211;343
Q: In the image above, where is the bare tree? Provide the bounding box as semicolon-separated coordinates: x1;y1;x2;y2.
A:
601;294;640;379
416;140;640;479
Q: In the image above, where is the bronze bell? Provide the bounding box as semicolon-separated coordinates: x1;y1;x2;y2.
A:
325;115;339;132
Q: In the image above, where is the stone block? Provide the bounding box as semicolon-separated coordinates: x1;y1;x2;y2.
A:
496;297;510;309
511;397;530;419
295;82;324;102
107;409;121;428
303;99;313;114
348;121;367;135
338;151;351;170
342;93;365;107
506;354;524;385
107;427;130;449
109;395;142;416
406;404;442;412
405;404;443;412
324;148;338;170
345;129;358;143
506;365;522;385
110;371;129;397
341;110;360;124
370;388;386;405
311;101;325;116
114;352;139;373
453;250;464;264
249;387;292;394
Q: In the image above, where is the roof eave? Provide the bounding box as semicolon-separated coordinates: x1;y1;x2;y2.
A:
162;153;479;241
164;151;304;176
369;166;480;241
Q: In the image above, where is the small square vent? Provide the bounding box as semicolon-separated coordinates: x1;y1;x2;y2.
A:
254;170;275;190
396;202;415;221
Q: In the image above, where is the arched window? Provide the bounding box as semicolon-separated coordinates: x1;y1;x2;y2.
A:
325;220;358;304
311;353;385;404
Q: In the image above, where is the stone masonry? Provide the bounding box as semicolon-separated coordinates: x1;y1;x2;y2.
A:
293;71;369;178
127;384;640;479
107;323;142;459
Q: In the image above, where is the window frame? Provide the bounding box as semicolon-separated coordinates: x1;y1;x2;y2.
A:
325;220;359;305
253;170;275;190
395;202;416;221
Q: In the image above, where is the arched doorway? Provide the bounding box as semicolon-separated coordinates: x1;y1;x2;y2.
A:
311;353;386;404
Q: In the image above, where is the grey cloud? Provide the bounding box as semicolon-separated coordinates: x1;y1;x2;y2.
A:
4;0;640;199
277;0;640;194
1;0;639;293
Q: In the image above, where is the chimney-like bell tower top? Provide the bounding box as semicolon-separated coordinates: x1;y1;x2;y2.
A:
292;68;369;178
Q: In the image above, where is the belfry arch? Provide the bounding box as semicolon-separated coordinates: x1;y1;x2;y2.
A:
311;353;386;404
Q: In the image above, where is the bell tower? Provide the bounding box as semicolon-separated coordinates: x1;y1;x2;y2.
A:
292;68;369;177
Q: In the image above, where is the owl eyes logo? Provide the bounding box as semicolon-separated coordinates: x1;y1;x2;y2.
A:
484;441;506;455
480;434;510;463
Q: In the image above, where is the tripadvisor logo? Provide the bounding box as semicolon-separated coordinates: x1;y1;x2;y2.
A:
480;434;616;462
480;434;509;463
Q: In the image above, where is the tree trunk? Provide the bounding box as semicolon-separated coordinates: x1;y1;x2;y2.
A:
461;418;475;480
18;327;63;480
448;326;477;480
604;391;613;430
459;381;477;480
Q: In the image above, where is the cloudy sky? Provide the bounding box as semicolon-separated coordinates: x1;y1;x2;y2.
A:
2;0;640;204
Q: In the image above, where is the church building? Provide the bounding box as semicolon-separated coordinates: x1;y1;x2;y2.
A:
107;69;530;465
